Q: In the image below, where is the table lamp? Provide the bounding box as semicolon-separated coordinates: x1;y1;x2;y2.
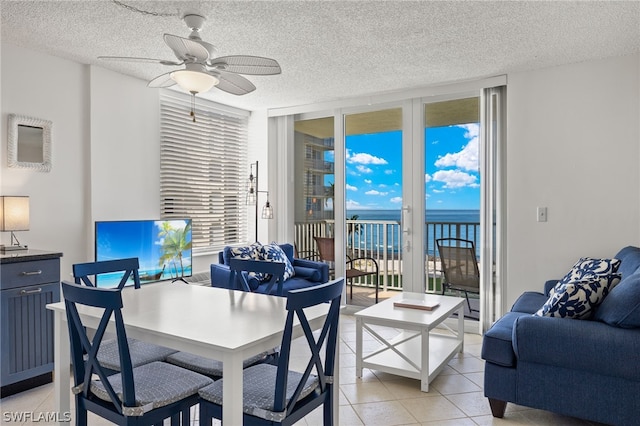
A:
0;196;30;251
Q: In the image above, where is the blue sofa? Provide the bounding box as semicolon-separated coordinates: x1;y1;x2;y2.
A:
210;243;329;296
481;246;640;425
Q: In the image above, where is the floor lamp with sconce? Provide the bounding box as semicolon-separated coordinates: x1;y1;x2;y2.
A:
247;161;273;242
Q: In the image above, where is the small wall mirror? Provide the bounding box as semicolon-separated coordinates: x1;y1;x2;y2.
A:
7;114;52;172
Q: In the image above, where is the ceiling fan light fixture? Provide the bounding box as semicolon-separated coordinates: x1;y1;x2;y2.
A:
170;70;219;94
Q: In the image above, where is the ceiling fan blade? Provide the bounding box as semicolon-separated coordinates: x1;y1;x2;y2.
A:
98;56;183;66
164;34;210;62
208;55;282;75
148;72;176;88
214;71;256;95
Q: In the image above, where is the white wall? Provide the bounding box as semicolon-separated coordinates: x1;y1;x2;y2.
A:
505;53;640;311
1;44;88;279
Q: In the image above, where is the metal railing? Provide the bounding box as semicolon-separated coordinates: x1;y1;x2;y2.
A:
294;220;480;293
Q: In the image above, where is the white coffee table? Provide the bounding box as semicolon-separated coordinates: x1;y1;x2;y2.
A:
355;292;465;392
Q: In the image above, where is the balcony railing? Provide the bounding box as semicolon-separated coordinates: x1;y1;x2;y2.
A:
294;220;480;293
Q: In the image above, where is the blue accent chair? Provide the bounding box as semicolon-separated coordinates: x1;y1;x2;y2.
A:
211;243;329;296
481;246;640;425
61;281;213;425
72;258;178;373
198;278;344;425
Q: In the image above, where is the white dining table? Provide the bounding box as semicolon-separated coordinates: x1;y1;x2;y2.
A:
47;281;333;425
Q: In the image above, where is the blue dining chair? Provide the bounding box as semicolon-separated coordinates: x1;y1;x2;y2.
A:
198;278;344;426
72;258;178;373
166;258;285;377
61;280;213;426
229;258;287;296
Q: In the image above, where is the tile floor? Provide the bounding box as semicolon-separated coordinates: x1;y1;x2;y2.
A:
1;314;605;426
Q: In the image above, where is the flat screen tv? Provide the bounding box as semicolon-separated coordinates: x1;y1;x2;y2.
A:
94;219;192;287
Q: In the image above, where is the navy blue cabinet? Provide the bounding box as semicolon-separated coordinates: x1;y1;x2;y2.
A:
1;250;62;397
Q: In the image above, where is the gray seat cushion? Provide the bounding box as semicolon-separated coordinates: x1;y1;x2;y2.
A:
90;361;213;416
165;349;276;378
97;338;178;371
198;363;319;422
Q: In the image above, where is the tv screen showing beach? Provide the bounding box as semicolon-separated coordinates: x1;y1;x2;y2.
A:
95;219;192;287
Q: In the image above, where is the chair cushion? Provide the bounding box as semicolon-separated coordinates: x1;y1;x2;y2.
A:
198;363;319;422
257;243;295;281
534;274;620;319
165;349;276;378
97;338;178;372
481;312;531;367
90;361;213;416
510;291;548;314
593;270;640;328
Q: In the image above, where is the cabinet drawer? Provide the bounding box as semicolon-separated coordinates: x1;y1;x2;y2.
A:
0;259;60;290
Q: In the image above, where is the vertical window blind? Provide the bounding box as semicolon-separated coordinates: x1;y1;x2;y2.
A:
160;92;249;253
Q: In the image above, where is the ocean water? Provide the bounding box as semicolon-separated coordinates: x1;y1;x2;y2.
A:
346;209;480;255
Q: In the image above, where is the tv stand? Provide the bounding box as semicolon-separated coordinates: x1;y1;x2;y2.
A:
172;277;188;284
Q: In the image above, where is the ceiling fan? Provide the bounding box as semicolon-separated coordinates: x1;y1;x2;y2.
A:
99;14;281;100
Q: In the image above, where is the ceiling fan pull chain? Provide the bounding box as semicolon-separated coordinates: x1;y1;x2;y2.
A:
191;92;196;122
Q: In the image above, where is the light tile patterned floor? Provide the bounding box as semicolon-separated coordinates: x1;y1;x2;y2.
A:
1;314;605;425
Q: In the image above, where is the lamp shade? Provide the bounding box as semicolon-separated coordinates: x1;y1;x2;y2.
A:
261;200;273;219
170;70;219;94
0;196;30;231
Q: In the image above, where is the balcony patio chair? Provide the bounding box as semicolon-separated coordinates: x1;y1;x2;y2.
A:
198;278;344;426
313;236;380;303
72;258;178;374
435;238;480;315
61;280;213;425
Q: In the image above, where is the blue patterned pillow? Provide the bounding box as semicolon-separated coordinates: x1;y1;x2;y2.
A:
228;243;263;280
552;257;621;294
257;243;295;281
535;274;621;319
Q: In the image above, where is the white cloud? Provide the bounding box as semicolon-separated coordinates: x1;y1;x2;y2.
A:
366;190;388;196
390;197;402;203
346;199;362;209
346;184;358;191
346;151;388;165
356;165;372;174
433;189;444;193
435;123;479;171
425;173;431;183
432;170;478;189
384;169;394;175
364;179;372;184
394;182;400;186
378;183;387;188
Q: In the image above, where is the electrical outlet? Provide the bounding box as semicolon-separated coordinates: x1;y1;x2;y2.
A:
537;207;547;222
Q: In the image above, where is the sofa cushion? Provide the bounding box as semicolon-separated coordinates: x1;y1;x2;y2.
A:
534;274;620;319
593;270;640;328
511;291;548;314
293;266;321;282
224;243;261;265
481;312;531;367
226;243;264;281
257;243;295;281
613;246;640;279
552;257;621;294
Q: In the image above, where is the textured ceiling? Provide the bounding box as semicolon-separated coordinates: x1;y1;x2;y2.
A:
2;1;639;111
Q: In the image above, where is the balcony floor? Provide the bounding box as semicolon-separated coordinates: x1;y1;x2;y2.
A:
347;284;480;320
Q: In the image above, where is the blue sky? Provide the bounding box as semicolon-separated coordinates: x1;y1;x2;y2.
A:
339;123;480;210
